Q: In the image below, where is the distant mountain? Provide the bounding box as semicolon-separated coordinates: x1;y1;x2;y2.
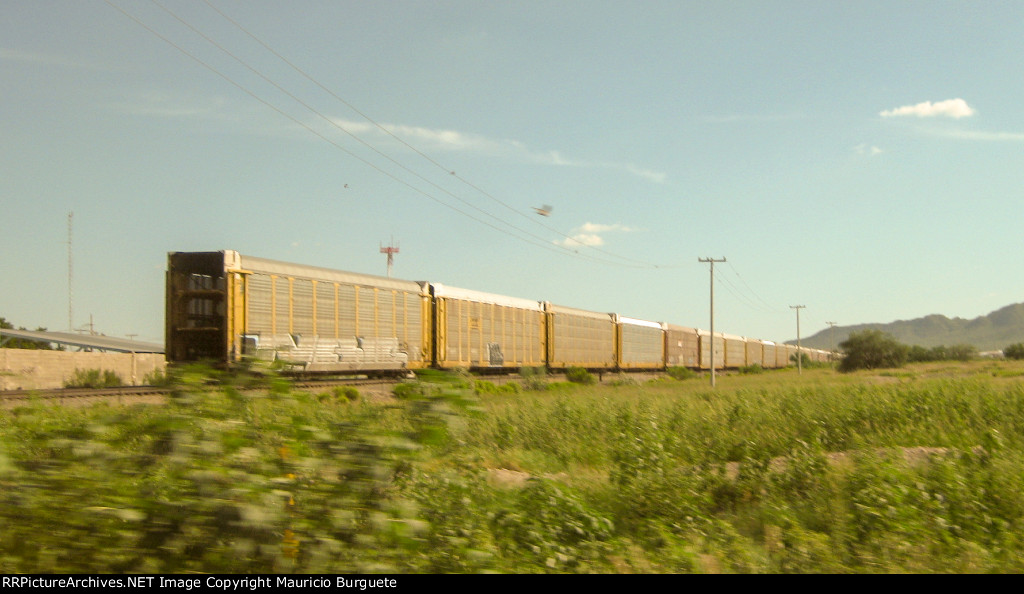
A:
790;303;1024;353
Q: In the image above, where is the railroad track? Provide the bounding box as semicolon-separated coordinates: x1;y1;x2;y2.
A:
0;370;661;408
0;385;173;407
0;376;403;407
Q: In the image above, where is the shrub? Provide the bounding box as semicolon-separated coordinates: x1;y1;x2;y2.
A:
838;330;909;373
1004;343;1024;360
64;369;122;388
519;366;548;391
565;367;596;385
667;366;697;380
319;385;360;403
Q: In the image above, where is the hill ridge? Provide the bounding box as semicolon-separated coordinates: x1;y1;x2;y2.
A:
790;302;1024;352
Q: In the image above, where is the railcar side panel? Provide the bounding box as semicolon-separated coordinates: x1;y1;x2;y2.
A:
616;316;665;369
761;341;778;368
745;338;764;368
545;303;616;369
723;333;746;368
665;324;700;368
697;330;725;370
432;284;545;370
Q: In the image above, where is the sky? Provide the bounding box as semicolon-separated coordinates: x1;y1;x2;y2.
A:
3;0;1024;347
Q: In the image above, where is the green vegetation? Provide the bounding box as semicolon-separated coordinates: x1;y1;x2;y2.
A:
4;361;1024;572
1004;343;1024;360
63;368;123;389
565;367;597;385
839;330;986;373
838;330;910;372
0;316;56;350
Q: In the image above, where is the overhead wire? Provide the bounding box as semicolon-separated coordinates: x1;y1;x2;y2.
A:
194;0;676;269
139;0;627;265
724;260;786;313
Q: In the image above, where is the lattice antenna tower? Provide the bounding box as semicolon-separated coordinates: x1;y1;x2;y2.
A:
68;211;73;332
380;238;400;278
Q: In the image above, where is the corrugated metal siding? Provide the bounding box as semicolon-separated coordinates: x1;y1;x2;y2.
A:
315;282;335;337
618;318;664;368
436;293;544;369
745;339;764;367
665;325;700;368
292;278;314;338
724;334;746;367
246;274;273;334
698;332;726;369
233;258;428;370
546;304;616;368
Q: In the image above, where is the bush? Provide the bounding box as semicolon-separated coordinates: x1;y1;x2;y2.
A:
64;369;122;388
565;367;596;385
319;385;360;403
520;366;548;391
1005;343;1024;360
667;366;697;380
838;330;909;373
908;344;979;363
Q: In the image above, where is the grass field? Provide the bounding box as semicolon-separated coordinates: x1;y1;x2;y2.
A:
2;360;1024;573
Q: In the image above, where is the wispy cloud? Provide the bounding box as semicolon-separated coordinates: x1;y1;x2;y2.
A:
854;143;883;156
330;118;666;183
0;48;96;69
554;222;638;248
112;91;236;120
704;112;806;124
928;129;1024;142
880;98;976;119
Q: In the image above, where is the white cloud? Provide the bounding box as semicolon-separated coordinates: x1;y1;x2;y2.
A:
579;222;637;233
329;118;666;183
880;98;976;119
554;221;636;248
854;144;883;156
555;233;605;248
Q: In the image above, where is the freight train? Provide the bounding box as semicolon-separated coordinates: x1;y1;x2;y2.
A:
165;250;830;375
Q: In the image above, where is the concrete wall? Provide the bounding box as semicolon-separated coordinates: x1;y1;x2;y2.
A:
0;349;166;390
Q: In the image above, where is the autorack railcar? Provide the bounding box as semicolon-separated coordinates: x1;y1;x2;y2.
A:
166;250;431;373
430;283;545;371
615;315;666;370
544;303;617;371
167;250;820;375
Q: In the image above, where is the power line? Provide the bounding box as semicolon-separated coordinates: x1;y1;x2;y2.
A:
107;0;647;268
199;0;664;269
132;0;664;269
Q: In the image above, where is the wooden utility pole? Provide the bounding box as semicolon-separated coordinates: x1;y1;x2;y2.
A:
791;305;806;374
826;321;838;368
699;257;726;387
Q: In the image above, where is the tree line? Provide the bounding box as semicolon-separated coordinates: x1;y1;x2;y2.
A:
838;328;1024;372
0;317;57;350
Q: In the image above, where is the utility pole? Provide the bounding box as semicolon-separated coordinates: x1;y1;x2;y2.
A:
826;321;838;368
791;305;806;374
380;238;399;278
699;257;726;387
126;334;137;386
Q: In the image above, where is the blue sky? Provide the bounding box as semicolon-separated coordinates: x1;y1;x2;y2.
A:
3;0;1023;346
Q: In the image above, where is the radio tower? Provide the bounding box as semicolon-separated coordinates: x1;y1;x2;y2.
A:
380;238;399;278
67;211;74;332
